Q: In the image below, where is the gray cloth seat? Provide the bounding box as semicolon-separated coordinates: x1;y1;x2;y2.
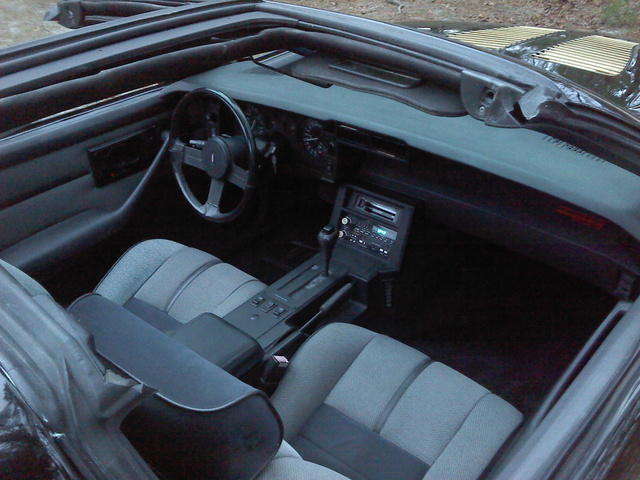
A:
1;253;522;480
93;239;266;327
257;323;523;480
257;440;350;480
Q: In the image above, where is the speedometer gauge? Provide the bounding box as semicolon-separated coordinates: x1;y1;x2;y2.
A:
301;119;332;158
244;104;267;135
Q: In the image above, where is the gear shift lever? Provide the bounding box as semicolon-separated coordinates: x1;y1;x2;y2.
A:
318;224;339;276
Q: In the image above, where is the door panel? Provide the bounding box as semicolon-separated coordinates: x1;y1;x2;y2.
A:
0;91;170;273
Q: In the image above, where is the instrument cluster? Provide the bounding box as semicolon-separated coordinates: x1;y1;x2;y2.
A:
239;101;336;169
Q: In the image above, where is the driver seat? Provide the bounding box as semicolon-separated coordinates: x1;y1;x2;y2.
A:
89;239;265;330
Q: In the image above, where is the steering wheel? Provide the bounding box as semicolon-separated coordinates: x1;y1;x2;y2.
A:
168;88;257;222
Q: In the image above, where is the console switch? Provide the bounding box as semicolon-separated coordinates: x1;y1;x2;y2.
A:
251;296;265;307
260;301;277;313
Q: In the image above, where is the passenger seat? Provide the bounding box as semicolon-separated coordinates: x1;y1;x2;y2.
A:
257;323;522;480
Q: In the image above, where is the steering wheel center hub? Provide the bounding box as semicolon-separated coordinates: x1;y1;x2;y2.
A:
202;137;232;180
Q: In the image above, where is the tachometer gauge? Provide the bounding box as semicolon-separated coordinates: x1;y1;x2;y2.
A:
244;104;267;135
301;119;332;158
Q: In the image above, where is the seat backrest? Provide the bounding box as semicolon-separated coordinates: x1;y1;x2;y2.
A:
271;323;522;480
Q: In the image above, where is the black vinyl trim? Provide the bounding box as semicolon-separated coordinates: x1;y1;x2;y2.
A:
125;296;182;334
291;404;429;480
0;26;461;133
163;258;222;311
373;357;433;434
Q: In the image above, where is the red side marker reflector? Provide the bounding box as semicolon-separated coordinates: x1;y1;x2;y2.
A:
555;205;608;230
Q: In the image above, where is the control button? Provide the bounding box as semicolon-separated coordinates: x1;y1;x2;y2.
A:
260;301;277;313
341;216;351;225
251;296;265;307
338;230;345;238
272;307;288;318
250;314;260;321
326;161;334;174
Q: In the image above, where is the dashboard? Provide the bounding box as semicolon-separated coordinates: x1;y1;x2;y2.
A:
165;53;640;297
177;55;640;245
170;95;636;297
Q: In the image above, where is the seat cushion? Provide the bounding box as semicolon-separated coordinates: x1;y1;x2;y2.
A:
95;239;266;323
271;323;523;480
255;441;350;480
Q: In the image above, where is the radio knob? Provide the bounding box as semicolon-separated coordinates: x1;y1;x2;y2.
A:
341;216;351;225
338;230;345;238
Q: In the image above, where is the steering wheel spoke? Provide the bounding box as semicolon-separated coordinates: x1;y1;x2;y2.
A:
169;139;206;170
183;145;207;170
207;179;225;210
228;164;249;189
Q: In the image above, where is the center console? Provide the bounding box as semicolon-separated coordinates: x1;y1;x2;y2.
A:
224;184;415;354
223;259;349;350
77;185;415;382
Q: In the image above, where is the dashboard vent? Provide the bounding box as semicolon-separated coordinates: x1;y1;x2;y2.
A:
331;60;420;88
337;125;407;161
544;136;602;162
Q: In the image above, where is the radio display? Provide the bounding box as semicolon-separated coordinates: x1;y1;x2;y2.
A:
372;225;397;241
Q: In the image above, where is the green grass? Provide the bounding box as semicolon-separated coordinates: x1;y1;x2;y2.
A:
602;0;640;28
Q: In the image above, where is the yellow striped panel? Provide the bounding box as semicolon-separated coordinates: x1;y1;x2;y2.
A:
448;26;561;50
533;35;639;75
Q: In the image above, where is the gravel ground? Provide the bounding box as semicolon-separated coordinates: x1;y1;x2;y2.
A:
0;0;68;48
1;0;638;49
284;0;639;39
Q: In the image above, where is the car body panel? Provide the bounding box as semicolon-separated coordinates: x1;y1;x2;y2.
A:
0;263;157;479
404;21;640;115
2;1;640;479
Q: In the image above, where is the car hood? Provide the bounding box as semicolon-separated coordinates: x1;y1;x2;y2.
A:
402;21;640;115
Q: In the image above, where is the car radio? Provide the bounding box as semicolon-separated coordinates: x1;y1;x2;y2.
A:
339;215;397;258
331;185;414;270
